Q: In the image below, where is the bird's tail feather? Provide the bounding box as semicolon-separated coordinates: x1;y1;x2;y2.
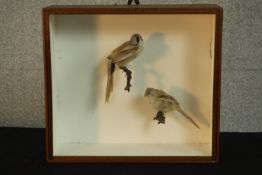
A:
105;60;115;103
177;108;200;129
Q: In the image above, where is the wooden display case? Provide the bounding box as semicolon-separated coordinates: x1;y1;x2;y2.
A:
42;4;223;163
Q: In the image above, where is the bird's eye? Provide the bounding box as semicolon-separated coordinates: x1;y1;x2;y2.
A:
136;36;140;43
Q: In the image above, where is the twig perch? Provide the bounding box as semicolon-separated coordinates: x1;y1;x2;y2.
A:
120;66;132;92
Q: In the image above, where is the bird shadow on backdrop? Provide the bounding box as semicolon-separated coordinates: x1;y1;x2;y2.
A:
169;87;210;128
131;32;169;130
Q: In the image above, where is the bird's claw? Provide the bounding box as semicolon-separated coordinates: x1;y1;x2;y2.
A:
124;84;131;92
154;111;165;124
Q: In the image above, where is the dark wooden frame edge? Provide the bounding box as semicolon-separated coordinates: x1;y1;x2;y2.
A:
42;4;223;163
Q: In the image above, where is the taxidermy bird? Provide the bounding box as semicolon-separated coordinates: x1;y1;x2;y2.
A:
144;87;200;129
105;33;144;103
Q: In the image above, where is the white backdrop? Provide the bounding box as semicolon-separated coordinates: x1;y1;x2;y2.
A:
50;14;215;155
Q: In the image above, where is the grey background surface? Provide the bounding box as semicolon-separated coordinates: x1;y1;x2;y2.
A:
0;0;261;132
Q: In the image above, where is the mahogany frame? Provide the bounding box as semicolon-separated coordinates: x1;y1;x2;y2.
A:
42;4;223;163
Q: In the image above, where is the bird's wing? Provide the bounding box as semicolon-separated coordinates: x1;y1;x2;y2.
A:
111;41;134;56
105;60;115;103
110;42;140;63
111;41;129;52
159;94;179;105
113;46;140;63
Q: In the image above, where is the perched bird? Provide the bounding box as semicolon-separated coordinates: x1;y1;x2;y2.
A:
105;33;144;103
144;87;200;129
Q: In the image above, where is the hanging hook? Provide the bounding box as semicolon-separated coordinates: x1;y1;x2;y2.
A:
128;0;140;5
